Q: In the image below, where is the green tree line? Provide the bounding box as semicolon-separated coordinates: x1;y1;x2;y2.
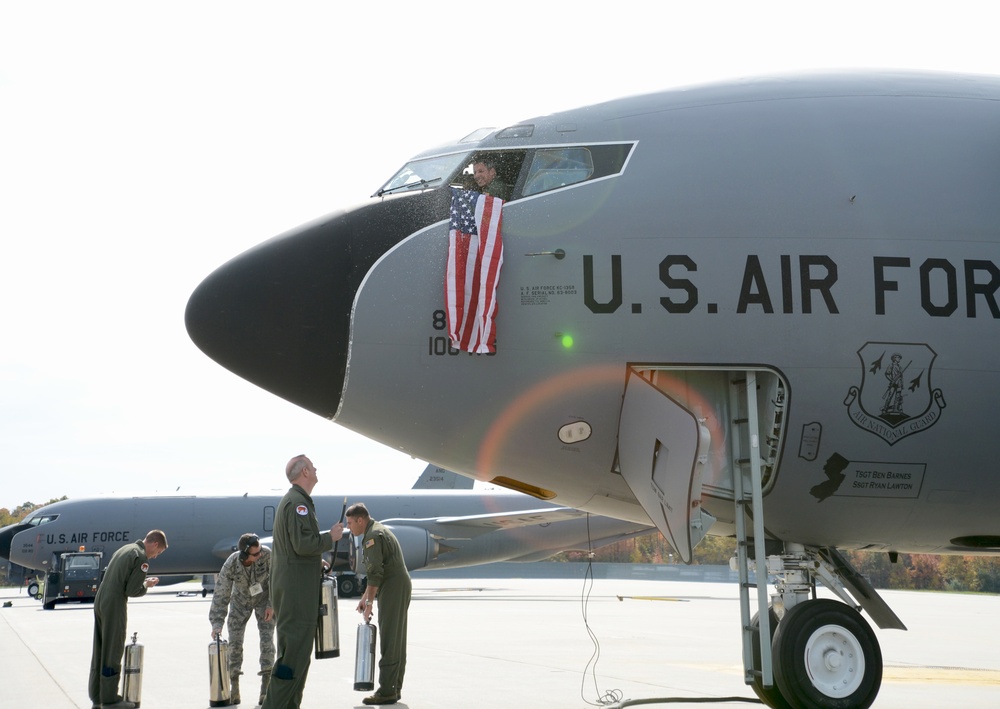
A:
554;530;1000;593
0;499;65;528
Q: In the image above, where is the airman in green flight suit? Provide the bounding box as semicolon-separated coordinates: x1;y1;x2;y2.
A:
347;502;412;706
88;530;168;709
261;455;343;709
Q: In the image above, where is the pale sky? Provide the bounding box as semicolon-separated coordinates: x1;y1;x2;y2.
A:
3;2;999;509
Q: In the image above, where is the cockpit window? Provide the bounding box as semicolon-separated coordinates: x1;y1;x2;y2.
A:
27;514;59;526
523;148;595;196
376;153;472;197
451;152;526;203
459;128;497;143
377;143;633;201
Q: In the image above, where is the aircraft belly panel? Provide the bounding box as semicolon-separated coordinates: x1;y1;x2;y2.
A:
617;370;714;563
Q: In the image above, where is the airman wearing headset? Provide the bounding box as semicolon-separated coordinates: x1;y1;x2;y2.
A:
209;532;275;706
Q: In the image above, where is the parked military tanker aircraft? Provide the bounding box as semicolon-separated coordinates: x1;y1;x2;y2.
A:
0;464;651;598
184;71;1000;709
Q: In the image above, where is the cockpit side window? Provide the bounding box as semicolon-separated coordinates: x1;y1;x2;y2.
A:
28;514;59;526
522;143;634;197
453;151;527;203
523;148;594;196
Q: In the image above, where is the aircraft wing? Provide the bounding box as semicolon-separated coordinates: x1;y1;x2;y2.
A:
383;507;586;540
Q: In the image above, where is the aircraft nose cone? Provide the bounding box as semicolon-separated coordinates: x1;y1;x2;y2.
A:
0;523;29;561
186;191;450;418
185;213;355;418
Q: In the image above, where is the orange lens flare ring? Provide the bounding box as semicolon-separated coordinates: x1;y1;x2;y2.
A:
476;365;728;483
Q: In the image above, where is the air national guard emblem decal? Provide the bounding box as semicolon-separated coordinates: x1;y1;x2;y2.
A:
844;342;946;445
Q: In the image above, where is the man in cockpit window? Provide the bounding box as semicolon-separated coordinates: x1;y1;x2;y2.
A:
473;158;511;201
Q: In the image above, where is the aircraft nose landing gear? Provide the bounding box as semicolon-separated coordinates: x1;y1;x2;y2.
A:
743;545;902;709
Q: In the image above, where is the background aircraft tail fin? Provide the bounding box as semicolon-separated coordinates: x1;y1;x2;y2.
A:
412;464;475;490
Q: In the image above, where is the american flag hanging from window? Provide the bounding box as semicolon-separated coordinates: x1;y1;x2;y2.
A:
445;187;504;353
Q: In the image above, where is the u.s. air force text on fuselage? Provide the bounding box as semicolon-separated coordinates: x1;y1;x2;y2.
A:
576;254;995;317
17;529;131;555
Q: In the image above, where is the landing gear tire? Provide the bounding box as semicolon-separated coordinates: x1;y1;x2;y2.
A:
750;608;793;709
337;574;358;598
772;599;882;709
27;581;39;598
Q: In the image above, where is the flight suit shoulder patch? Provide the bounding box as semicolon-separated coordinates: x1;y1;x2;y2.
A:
365;538;375;548
141;563;149;572
295;504;309;516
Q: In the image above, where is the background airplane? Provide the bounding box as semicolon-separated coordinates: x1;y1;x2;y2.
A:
185;71;1000;708
0;465;652;597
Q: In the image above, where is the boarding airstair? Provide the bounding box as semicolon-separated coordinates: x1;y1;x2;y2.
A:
728;371;782;691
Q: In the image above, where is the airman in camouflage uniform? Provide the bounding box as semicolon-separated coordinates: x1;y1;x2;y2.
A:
210;532;275;705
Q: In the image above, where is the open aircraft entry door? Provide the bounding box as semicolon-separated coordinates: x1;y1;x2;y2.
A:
617;368;716;564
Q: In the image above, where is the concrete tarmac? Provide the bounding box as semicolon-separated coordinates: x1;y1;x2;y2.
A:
2;573;998;708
